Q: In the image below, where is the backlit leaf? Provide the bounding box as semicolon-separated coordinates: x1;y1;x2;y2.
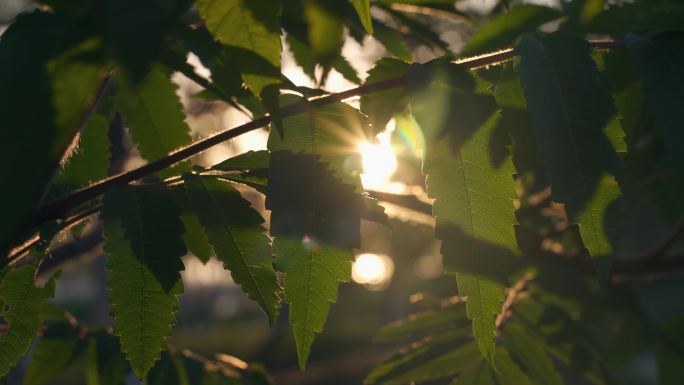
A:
115;65;192;177
418;94;515;364
181;174;281;323
102;186;186;379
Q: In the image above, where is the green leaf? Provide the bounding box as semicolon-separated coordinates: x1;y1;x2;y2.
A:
146;351;186;385
115;65;192;177
211;151;270;172
515;33;622;281
23;322;83;385
332;55;361;84
0;11;107;251
351;0;373;34
463;5;561;56
0;264;56;377
360;58;411;133
376;342;481;385
196;0;282;96
493;347;534;385
627;33;684;182
171;188;214;263
274;237;353;369
419;109;515;364
181;174;281;323
86;331;130;385
304;0;344;67
372;21;412;62
286;34;317;81
367;328;475;385
102;186;186;379
49;111;111;199
411;61;498;147
375;300;468;342
500;321;564;385
451;361;495;385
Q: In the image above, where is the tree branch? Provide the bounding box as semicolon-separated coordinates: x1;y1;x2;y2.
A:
6;40;622;261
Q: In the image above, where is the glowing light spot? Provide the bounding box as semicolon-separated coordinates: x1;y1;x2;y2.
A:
359;125;398;190
352;253;394;290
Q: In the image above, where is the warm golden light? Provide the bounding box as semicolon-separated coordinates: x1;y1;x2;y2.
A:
359;129;398;190
352;253;394;290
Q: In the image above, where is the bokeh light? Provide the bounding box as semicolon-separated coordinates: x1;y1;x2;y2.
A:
351;253;395;290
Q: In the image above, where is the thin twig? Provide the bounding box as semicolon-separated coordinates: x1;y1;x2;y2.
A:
495;272;535;329
389;3;469;22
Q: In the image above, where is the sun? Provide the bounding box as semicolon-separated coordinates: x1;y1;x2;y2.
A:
359;129;397;190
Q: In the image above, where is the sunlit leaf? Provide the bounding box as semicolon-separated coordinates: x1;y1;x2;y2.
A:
115;65;192;177
418;91;515;364
196;0;282;96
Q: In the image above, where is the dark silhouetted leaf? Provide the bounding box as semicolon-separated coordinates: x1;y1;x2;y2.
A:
361;58;411;133
0;11;107;252
627;33;684;182
211;151;270;172
516;33;622;281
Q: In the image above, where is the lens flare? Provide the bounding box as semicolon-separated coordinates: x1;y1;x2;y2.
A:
352;253;395;290
359;131;397;189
